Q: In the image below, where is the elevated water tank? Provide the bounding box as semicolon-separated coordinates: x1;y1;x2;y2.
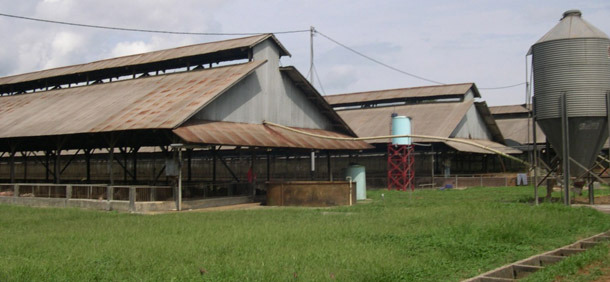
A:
391;115;412;145
531;10;610;176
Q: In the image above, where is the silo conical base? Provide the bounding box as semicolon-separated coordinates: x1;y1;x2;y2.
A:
538;117;608;177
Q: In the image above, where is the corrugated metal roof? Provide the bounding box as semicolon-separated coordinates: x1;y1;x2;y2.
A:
495;118;546;145
324;83;479;106
0;60;265;138
336;101;474;143
489;104;530;115
535;10;609;45
334;100;519;154
445;138;522;154
173;120;372;150
0;34;287;87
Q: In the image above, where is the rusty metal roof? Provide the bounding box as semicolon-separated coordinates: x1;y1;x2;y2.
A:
0;34;288;94
489;104;530;115
495;118;546;145
0;60;265;138
325;83;480;106
445;138;521;154
173;120;372;150
335;100;519;154
336;100;474;143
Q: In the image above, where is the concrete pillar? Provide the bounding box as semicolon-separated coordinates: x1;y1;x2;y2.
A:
107;185;114;201
66;185;72;200
129;187;136;212
13;184;19;198
55;149;61;184
9;149;15;184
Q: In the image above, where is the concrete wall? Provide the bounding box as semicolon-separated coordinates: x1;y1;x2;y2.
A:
195;39;332;130
451;104;493;140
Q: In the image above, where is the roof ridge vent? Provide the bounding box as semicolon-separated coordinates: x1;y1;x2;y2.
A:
562;9;582;20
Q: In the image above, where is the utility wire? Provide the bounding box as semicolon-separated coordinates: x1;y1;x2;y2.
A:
312;64;326;95
479;82;526;90
316;30;444;85
0;12;309;36
316;30;526;90
1;12;527;90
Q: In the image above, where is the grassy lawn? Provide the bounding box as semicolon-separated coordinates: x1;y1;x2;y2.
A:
1;186;609;281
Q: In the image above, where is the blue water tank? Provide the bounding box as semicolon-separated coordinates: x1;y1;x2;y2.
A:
345;165;366;200
391;115;412;145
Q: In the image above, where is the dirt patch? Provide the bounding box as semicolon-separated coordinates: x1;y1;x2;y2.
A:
573;195;610;205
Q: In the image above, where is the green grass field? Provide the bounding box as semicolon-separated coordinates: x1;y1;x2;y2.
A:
1;186;609;281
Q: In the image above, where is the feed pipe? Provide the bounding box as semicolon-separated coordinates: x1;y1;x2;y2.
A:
263;121;530;167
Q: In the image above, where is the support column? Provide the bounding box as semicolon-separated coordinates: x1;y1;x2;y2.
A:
212;146;217;185
9;145;16;184
108;146;115;186
310;151;315;180
55;149;61;184
22;152;28;183
589;176;594;204
123;147;128;183
187;149;192;182
250;151;256;197
85;149;91;183
561;93;571;206
132;147;139;183
266;150;271;182
327;151;333;181
533;96;539;205
45;150;50;182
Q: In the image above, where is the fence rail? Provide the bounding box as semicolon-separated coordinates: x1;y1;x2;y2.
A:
0;183;173;202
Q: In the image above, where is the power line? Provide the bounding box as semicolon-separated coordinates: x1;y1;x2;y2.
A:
312;64;326;95
0;12;309;36
316;30;444;85
316;30;526;90
0;12;527;90
479;82;526;90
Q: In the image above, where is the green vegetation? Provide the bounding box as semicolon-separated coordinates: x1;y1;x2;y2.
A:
1;186;609;281
523;243;610;282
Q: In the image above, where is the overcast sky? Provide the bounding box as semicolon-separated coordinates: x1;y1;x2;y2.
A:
1;0;609;106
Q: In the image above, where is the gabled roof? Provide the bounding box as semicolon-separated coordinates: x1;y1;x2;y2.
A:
489;104;530;115
0;60;265;138
336;100;474;143
0;34;289;95
335;100;520;154
495;118;546;146
324;83;480;107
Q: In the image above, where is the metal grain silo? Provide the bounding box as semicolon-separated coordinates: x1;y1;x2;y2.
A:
531;10;610;177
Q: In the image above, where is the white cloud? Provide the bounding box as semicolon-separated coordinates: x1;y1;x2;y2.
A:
0;0;608;106
110;41;154;57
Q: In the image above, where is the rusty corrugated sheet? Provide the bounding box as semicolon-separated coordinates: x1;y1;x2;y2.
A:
0;34;287;86
0;60;265;138
173;120;372;150
495;118;546;145
325;83;479;106
489;104;530;115
336;100;474;143
445;138;522;154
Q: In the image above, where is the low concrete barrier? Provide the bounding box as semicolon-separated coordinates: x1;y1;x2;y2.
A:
266;181;355;207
